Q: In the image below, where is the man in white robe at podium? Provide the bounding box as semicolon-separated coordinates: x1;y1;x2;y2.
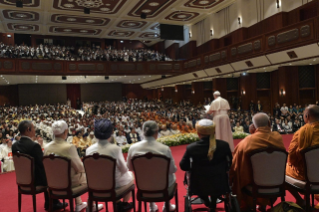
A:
207;91;234;152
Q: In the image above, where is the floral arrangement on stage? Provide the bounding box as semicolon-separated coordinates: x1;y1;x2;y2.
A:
121;132;249;153
232;132;249;139
121;133;200;153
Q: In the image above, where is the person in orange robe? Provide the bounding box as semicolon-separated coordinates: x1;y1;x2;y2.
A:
230;113;285;211
286;105;319;207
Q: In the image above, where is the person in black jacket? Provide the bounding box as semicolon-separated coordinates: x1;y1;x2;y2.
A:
12;120;67;211
180;119;232;211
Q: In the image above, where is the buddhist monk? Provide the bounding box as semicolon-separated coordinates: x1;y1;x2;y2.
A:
230;113;285;211
286;105;319;207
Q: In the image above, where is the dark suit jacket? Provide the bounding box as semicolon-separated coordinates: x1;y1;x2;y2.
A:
180;137;232;196
256;104;262;112
12;136;47;186
272;124;283;132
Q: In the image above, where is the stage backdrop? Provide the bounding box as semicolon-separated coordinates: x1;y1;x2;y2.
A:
80;83;122;102
18;84;67;105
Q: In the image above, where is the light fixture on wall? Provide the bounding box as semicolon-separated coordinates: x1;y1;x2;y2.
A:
175;89;178;93
238;17;241;25
241;90;246;95
192;90;195;94
210;30;213;36
276;0;280;8
280;89;286;96
189;32;192;38
161;87;164;91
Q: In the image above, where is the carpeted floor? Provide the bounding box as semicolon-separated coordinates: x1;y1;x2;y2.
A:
0;134;317;212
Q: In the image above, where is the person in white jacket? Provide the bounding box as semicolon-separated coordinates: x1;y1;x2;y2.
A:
127;120;177;212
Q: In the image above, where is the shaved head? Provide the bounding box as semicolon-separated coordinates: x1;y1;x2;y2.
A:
305;105;319;121
252;113;269;128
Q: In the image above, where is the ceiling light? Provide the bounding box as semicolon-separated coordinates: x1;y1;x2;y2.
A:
120;40;124;43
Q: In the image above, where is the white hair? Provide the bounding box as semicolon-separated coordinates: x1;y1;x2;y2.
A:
252;113;269;128
142;120;159;137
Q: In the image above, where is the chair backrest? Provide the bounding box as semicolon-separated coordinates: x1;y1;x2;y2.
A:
249;147;287;189
302;145;319;186
42;154;71;193
132;152;170;192
13;152;34;187
83;153;116;192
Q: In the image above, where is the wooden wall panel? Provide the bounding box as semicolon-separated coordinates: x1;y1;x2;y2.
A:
151;41;165;54
165;43;179;60
0;33;14;46
67;84;81;109
122;84;152;100
179;41;197;60
239;73;257;110
0;85;19;106
277;66;299;106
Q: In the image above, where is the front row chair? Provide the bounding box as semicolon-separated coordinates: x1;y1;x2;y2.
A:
13;152;47;212
83;153;136;212
42;154;88;212
242;147;288;212
285;145;319;211
131;152;178;212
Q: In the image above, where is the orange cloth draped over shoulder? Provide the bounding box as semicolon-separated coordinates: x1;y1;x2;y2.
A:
286;122;319;181
230;126;285;209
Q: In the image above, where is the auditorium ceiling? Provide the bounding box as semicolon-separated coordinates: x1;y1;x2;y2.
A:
0;74;164;85
0;0;235;45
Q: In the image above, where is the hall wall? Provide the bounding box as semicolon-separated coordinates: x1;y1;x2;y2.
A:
80;83;122;102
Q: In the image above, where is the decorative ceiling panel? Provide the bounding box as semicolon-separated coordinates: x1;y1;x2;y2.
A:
53;0;127;14
184;0;225;9
139;32;160;39
51;14;110;26
3;10;40;21
165;11;200;21
108;30;135;37
7;23;39;31
116;20;147;29
128;0;177;18
150;23;160;30
0;0;40;7
49;26;102;35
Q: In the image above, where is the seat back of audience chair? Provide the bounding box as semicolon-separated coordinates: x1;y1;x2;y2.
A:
132;152;170;194
43;154;72;195
13;152;34;189
83;153;116;196
249;147;288;193
302;145;319;189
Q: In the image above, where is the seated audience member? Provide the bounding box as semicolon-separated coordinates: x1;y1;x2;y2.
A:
281;103;289;117
72;129;83;147
127;121;177;212
282;120;293;133
286;105;319;207
44;120;102;212
273;119;285;134
89;131;97;144
116;130;128;146
127;128;140;144
233;122;244;133
292;119;300;132
179;119;232;211
160;125;172;137
0;139;14;172
243;121;250;134
86;119;134;211
230;113;285;211
170;124;181;135
12;120;67;211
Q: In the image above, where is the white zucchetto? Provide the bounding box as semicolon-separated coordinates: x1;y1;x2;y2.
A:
52;120;68;135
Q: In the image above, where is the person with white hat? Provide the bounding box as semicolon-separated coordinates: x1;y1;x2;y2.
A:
44;120;103;212
207;91;234;151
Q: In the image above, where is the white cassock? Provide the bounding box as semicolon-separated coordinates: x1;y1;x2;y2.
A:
0;145;15;172
116;136;127;146
209;97;234;152
160;130;173;137
171;129;181;135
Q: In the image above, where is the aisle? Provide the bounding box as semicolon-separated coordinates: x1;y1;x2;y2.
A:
0;134;316;212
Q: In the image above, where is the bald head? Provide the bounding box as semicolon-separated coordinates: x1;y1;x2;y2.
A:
252;113;270;128
305;105;319;121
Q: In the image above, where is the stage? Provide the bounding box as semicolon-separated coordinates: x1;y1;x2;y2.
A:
0;134;318;212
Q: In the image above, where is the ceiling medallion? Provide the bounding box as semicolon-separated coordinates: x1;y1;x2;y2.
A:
75;0;103;8
142;9;151;13
80;30;88;33
199;0;209;4
127;23;137;26
86;20;95;23
18;26;28;29
149;2;159;6
67;18;77;21
63;4;75;8
16;14;27;18
100;7;110;11
177;15;187;18
117;32;125;35
64;29;72;32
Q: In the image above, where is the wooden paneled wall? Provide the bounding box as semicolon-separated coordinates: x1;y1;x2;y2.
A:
0;33;15;46
165;43;179;60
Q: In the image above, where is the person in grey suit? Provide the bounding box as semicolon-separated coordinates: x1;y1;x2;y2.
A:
127;120;177;212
